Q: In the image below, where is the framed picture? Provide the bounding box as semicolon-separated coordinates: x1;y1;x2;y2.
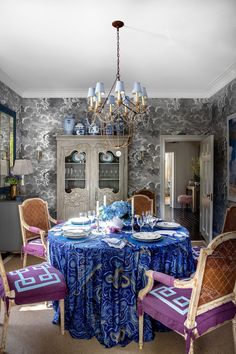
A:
227;112;236;201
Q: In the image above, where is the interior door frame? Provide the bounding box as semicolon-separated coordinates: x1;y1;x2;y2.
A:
160;135;205;219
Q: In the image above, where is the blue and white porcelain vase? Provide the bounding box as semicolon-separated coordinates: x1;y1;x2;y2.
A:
115;118;124;135
74;123;85;135
88;122;100;135
64;115;75;135
105;123;113;135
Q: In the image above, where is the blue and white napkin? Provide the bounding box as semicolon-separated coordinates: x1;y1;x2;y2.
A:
102;238;126;249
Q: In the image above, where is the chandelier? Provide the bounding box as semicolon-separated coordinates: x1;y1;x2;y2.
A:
87;20;148;149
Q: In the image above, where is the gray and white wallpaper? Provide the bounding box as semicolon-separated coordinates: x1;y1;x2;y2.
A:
210;78;236;234
0;78;236;233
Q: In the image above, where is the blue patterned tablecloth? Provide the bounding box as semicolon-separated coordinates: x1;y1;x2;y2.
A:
48;225;195;347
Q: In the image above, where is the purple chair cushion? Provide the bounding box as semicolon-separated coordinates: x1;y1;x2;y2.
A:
139;284;236;336
22;237;46;258
192;246;203;265
0;262;67;305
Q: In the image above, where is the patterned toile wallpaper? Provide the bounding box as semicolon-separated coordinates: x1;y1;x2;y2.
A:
0;78;236;233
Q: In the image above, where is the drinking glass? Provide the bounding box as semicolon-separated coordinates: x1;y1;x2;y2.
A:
137;215;145;232
88;210;96;224
148;217;156;232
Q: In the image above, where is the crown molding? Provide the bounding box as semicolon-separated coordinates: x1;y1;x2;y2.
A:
1;65;236;99
21;89;207;99
206;61;236;98
0;68;23;96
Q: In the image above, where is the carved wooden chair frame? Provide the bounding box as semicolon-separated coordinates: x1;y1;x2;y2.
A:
18;198;58;267
138;231;236;353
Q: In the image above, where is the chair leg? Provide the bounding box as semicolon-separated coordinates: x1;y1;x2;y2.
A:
138;314;144;350
233;317;236;353
0;302;11;353
59;299;65;335
189;338;194;354
23;253;27;268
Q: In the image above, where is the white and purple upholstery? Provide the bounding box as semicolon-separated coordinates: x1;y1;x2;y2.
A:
22;237;46;258
177;195;192;208
0;262;67;305
138;283;236;352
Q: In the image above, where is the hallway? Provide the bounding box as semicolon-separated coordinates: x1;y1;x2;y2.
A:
165;206;203;240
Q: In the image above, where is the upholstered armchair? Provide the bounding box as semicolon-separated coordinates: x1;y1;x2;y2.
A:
138;231;236;354
19;198;63;267
0;254;67;353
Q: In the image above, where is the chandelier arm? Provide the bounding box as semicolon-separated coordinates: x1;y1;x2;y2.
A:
99;77;118;111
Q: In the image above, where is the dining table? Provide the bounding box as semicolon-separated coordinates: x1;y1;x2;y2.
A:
48;221;195;348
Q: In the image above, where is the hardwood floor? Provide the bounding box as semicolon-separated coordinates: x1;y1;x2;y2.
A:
165;205;203;240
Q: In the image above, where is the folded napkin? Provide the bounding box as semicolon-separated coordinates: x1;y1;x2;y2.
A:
102;238;126;249
159;230;175;237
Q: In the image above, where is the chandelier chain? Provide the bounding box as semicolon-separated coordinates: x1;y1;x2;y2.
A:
116;28;120;81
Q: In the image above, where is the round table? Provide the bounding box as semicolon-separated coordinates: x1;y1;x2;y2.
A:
48;224;195;347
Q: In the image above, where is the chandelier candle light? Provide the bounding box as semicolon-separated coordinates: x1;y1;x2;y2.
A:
87;20;148;149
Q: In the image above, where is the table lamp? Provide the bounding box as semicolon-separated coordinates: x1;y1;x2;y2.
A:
0;160;9;186
13;159;33;193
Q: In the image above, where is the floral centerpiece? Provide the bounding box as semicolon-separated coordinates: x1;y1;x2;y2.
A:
100;201;131;232
100;200;131;221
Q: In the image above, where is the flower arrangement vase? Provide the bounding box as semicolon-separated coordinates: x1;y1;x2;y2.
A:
10;185;17;200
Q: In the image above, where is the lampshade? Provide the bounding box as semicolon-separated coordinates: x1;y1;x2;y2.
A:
0;160;9;176
13;159;33;175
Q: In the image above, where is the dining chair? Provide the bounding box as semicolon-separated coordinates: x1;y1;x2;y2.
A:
138;231;236;354
19;198;63;267
0;254;67;353
128;194;154;216
133;188;156;214
222;205;236;232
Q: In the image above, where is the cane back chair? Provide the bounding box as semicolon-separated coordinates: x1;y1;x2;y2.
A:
134;188;156;214
128;194;154;216
0;254;67;352
222;205;236;233
138;231;236;354
19;198;63;267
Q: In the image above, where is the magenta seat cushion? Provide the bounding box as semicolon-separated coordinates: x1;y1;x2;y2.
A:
140;284;236;335
22;237;46;258
0;262;67;305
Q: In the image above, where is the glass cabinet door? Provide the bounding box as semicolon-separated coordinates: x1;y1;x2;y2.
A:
65;150;86;193
99;151;119;193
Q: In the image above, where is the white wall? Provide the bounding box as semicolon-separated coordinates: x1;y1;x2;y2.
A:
166;141;200;208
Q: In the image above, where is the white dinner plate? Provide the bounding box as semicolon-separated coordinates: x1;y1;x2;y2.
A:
69;217;90;225
157;222;181;229
132;232;162;242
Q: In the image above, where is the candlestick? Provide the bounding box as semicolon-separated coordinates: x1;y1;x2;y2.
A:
96;200;100;217
131;197;134;216
103;195;107;207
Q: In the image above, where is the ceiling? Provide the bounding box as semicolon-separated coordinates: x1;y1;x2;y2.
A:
0;0;236;98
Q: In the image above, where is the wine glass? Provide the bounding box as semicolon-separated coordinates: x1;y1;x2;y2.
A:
88;210;96;225
137;215;145;232
148;217;157;232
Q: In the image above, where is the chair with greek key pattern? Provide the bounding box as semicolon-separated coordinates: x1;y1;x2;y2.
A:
0;254;67;352
19;198;63;267
138;231;236;354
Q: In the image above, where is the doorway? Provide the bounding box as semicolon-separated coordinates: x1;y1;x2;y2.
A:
160;135;214;242
164;152;174;208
